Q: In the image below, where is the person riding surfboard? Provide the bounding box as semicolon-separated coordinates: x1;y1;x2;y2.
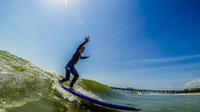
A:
59;36;90;90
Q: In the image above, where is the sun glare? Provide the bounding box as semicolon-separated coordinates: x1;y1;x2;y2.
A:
41;0;74;9
64;0;70;8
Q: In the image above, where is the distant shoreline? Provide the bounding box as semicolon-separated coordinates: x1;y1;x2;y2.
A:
110;87;200;95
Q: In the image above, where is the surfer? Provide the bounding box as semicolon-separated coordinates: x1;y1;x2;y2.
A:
59;36;90;90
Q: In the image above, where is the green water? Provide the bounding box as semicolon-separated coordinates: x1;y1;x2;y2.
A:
0;50;200;112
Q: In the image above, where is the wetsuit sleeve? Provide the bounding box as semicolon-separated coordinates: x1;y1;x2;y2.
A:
75;41;87;53
80;56;89;59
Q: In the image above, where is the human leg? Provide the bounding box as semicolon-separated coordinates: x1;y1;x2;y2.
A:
59;66;71;84
69;67;79;88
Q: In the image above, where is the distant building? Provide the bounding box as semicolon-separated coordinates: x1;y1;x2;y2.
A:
184;88;200;92
126;87;134;89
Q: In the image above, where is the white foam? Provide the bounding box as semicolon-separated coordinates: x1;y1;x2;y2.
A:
0;109;6;112
52;80;79;102
0;98;40;110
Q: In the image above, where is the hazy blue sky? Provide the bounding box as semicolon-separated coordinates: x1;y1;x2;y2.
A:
0;0;200;89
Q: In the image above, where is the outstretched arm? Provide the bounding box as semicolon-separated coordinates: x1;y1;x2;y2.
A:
75;41;86;53
75;36;90;53
80;55;91;59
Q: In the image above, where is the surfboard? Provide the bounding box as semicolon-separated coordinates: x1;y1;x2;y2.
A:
61;85;141;111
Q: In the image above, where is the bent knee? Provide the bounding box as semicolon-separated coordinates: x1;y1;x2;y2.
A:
66;77;70;80
74;75;79;78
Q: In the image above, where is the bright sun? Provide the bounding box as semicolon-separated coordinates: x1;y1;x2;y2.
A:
64;0;70;7
42;0;73;8
51;0;70;7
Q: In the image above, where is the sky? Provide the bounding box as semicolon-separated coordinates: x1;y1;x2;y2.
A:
0;0;200;89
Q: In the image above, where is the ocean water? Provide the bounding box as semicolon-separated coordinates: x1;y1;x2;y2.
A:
0;50;200;112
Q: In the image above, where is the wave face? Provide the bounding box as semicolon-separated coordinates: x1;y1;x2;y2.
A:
1;50;200;112
0;51;129;112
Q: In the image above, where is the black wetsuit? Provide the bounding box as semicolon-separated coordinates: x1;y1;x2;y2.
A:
67;41;89;67
60;41;89;87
